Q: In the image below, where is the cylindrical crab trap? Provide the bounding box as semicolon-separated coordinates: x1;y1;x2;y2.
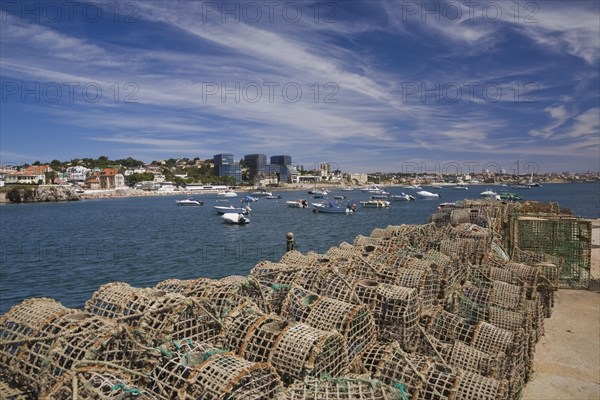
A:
85;282;222;344
281;286;376;359
280;376;406;400
40;365;151;399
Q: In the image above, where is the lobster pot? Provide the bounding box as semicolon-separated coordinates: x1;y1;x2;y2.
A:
395;263;440;312
241;316;288;364
450;209;472;226
269;324;348;384
488;307;530;335
526;298;545;342
251;261;300;287
361;341;432;398
486;266;521;286
491;281;526;311
41;366;150;400
85;282;167;321
179;351;282;399
6;310;90;393
471;322;517;358
32;317;151;394
279;250;323;267
314;269;359;304
0;298;74;377
422;250;467;296
427;310;474;344
421;364;461;400
375;283;420;349
456;291;489;325
154;278;198;293
429;211;451;227
292;266;330;292
86;283;221;344
447;340;506;380
534;262;559;317
282;288;377;360
221;304;268;357
504;262;539;299
354;280;420;348
455;371;508;400
281;377;404;400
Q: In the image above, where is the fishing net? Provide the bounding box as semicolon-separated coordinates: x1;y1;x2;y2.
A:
446;340;506;380
426;310;474;344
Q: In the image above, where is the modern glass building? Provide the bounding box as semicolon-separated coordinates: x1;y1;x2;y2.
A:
270;155;292;166
213;153;242;183
243;154;267;181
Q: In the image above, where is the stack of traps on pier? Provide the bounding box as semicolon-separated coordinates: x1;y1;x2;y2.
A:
0;200;592;399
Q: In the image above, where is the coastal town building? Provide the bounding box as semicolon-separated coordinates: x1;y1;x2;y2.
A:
213;153;242;183
99;168;126;189
244;153;294;184
4;165;51;185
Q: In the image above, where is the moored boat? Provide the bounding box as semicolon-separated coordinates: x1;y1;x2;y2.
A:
312;200;356;213
222;213;250;224
286;199;308;208
214;205;251;215
480;189;499;198
391;193;415;201
416;190;440;198
360;200;390;208
217;191;237;198
176;198;203;206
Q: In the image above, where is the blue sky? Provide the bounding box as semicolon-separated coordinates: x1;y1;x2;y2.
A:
1;0;598;173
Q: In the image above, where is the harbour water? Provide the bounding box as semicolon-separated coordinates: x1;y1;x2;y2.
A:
1;182;598;314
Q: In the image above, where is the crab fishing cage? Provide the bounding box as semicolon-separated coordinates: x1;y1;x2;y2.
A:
85;282;222;345
40;365;151;400
280;376;407;400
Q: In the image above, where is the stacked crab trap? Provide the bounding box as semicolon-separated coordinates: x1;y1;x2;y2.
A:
0;200;592;399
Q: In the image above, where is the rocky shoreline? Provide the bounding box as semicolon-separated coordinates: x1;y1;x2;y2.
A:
2;185;80;203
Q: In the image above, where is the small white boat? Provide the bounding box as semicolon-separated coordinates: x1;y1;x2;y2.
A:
416;190;440;198
287;200;308;208
217;191;238;198
341;188;354;191
360;184;384;193
454;186;468;190
266;194;282;199
431;185;443;189
391;193;415;201
252;189;273;196
511;185;531;190
214;205;251;215
402;185;422;190
222;213;250;224
176;198;203;206
360;200;390;208
334;195;347;200
312;201;356;213
242;195;258;202
480;189;498;198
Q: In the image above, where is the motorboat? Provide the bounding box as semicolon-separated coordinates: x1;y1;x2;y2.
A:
360;200;390;208
222;213;250;224
214;205;251;215
341;188;354;191
360;184;384;193
286;199;308;208
390;193;415;201
252;189;273;196
242;195;258;202
416;190;440;198
431;185;443;189
370;194;389;199
176;198;203;206
454;186;468;190
334;195;347;200
312;200;356;213
511;185;531;190
402;185;422;190
480;189;499;198
217;191;237;198
266;194;282;199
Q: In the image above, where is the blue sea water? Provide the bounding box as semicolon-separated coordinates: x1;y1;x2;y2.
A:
0;182;598;314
